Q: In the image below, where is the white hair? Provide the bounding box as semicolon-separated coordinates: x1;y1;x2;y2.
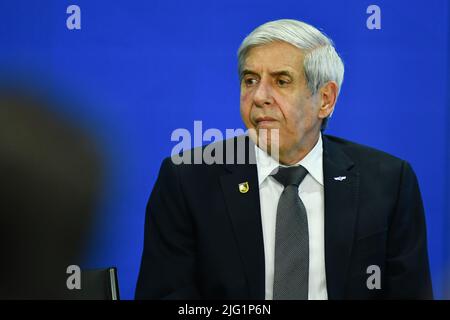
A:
237;19;345;129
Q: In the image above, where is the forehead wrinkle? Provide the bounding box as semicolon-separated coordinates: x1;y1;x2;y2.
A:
241;66;299;77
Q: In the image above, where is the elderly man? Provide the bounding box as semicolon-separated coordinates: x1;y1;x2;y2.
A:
135;19;433;300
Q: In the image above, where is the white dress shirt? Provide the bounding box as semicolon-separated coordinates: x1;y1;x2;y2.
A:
255;134;328;300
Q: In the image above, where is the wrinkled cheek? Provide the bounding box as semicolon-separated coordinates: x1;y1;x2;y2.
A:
240;93;253;127
240;90;252;106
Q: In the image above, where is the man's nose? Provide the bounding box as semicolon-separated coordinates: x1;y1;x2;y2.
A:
253;80;274;107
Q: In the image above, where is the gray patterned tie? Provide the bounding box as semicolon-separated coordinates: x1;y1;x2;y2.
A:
272;165;309;300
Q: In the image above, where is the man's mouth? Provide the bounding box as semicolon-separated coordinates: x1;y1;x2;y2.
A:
255;116;278;127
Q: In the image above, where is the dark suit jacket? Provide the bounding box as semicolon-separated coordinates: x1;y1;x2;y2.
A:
135;134;433;299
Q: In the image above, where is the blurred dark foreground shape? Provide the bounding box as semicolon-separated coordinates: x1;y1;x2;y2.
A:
0;86;106;299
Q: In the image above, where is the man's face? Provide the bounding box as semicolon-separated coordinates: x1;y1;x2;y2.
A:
240;41;325;164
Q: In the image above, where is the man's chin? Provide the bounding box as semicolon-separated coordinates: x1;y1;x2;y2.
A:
247;128;281;160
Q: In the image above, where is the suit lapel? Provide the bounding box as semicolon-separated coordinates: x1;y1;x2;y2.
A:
218;135;360;300
219;136;265;299
322;135;360;299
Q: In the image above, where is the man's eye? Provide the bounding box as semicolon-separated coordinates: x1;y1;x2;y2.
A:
277;79;290;86
244;78;258;86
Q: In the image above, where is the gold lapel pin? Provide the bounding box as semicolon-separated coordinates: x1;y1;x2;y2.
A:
238;182;249;194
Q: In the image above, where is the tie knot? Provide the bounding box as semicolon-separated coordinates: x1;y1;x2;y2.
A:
272;165;308;187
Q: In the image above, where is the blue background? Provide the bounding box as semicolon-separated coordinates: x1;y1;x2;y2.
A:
0;0;448;299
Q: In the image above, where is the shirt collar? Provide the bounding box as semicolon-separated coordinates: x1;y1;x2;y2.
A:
255;134;324;186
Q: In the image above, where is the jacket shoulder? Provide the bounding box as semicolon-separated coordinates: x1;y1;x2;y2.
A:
323;134;406;165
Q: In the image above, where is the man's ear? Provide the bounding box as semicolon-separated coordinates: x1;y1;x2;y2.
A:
318;81;338;120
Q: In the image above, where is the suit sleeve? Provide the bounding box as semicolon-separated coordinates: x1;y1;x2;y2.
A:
135;157;201;299
385;160;433;299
